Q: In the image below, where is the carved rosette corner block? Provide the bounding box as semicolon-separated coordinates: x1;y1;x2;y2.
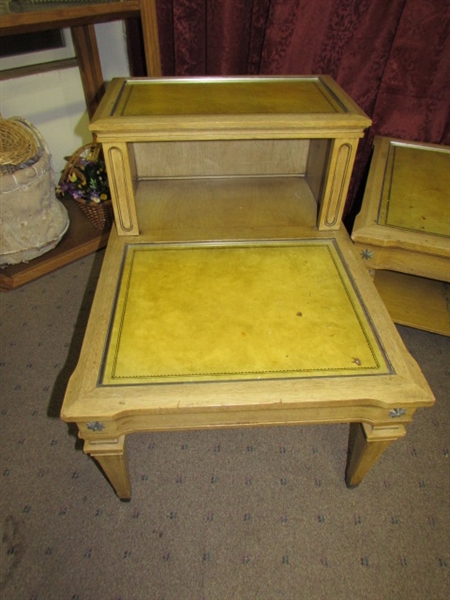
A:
389;408;407;418
87;421;105;432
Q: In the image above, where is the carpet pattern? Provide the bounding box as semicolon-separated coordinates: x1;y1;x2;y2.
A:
0;250;449;600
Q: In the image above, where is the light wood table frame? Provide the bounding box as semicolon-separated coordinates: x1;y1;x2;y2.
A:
352;136;450;335
61;77;435;500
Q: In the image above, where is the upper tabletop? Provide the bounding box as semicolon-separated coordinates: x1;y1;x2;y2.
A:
114;78;344;116
377;140;450;238
353;137;450;252
90;76;371;141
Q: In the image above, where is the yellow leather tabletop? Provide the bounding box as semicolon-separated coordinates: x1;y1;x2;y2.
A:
113;78;344;117
101;241;390;385
378;142;450;237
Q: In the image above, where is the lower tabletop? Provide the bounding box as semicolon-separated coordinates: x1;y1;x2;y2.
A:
101;239;391;386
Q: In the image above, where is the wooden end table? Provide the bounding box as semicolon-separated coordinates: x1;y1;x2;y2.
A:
61;78;434;500
352;136;450;336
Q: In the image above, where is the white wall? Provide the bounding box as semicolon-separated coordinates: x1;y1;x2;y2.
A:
0;22;130;176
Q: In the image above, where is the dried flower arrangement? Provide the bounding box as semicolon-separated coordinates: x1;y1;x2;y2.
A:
57;143;113;230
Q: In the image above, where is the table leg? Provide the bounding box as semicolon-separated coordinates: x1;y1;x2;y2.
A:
84;436;131;500
345;422;407;488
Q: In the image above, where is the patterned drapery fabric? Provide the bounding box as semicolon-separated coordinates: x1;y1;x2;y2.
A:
155;0;450;220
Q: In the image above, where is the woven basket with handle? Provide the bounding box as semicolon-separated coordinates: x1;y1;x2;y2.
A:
58;142;113;231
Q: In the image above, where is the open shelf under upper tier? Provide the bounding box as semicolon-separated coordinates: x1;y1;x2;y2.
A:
132;175;322;242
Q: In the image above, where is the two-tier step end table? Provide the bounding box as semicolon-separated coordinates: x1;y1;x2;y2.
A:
61;77;434;499
352;136;450;336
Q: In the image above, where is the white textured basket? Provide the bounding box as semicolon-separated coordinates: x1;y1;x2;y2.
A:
0;119;69;266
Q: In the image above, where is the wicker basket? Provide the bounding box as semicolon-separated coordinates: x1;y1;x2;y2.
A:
0;115;40;174
74;197;114;230
58;142;113;231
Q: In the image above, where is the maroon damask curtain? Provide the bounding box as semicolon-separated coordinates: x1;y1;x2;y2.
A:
155;0;450;220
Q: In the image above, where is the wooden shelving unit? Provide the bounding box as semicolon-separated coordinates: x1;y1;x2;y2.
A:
0;1;161;290
1;1;161;117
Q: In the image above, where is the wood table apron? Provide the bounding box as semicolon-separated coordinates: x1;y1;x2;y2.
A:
60;77;435;499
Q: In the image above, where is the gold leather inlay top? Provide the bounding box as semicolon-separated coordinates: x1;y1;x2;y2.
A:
114;79;344;117
101;241;390;385
379;143;450;237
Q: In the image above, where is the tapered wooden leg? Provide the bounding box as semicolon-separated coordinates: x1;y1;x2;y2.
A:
84;436;131;500
345;422;407;488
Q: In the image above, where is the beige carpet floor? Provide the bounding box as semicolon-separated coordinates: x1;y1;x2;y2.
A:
1;249;449;600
